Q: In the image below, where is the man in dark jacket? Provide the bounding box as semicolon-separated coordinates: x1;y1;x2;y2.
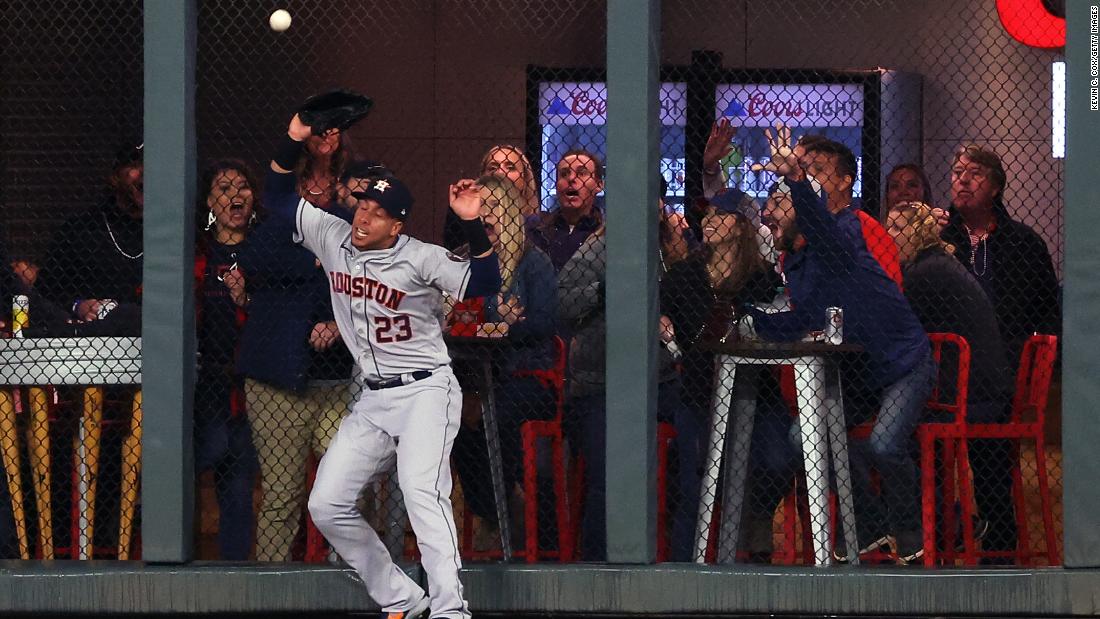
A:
939;145;1060;367
938;145;1060;558
37;143;144;325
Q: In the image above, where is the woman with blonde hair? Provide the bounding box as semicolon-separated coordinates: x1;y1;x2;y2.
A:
445;145;540;250
886;201;1014;553
451;174;560;551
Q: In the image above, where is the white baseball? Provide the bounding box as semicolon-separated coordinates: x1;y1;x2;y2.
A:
269;9;292;32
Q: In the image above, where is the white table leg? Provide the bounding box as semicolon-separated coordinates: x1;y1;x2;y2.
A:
792;359;832;566
824;363;860;565
695;355;737;563
717;366;759;563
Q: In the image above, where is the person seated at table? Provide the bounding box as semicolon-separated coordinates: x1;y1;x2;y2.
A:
661;188;796;562
885;201;1012;553
37;142;145;325
451;174;560;552
747;130;934;564
194;159;261;560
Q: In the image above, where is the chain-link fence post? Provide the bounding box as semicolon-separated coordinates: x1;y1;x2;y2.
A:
606;0;661;563
1062;0;1100;569
142;0;197;563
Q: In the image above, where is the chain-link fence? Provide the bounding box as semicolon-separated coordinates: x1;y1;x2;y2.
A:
660;0;1063;567
0;0;1064;577
0;0;144;560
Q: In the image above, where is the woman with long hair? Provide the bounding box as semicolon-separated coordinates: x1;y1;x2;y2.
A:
451;174;559;552
194;159;261;559
661;188;795;562
444;145;540;250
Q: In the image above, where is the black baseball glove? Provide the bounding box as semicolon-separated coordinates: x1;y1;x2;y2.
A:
297;89;374;135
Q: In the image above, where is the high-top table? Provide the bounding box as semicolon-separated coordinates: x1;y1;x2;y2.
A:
445;336;513;560
695;339;862;566
0;336;141;560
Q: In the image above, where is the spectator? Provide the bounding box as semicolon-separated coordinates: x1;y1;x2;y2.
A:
235;145;365;561
451;175;559;551
37;142;145;322
10;259;38;289
799;138;903;290
531;149;605;273
297;128;353;207
884;163;934;214
939;145;1060;366
193;159;261;560
557;207;687;561
661;188;795;562
886;201;1013;552
444;145;540;250
749;129;934;564
938;145;1060;558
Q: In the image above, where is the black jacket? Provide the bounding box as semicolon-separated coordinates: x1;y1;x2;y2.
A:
940;204;1060;364
902;247;1011;404
36;197;144;311
661;251;782;412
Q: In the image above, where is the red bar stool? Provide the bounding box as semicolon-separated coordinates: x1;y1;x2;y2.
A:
921;334;1059;566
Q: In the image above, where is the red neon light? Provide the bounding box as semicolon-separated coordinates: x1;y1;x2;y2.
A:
997;0;1065;48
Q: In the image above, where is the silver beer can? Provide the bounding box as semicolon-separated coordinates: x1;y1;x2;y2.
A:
824;307;843;345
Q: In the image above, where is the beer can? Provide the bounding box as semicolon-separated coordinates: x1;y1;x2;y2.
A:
824;307;843;345
12;294;29;339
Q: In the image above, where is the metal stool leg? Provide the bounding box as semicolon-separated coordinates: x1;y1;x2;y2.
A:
0;389;29;558
118;390;142;559
695;356;737;563
26;387;52;559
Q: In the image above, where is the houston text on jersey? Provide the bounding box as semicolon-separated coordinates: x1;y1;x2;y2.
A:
329;271;408;310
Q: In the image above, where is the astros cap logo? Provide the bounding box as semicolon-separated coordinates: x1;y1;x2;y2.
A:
373;179;391;192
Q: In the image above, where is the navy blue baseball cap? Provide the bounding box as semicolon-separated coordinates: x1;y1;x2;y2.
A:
709;188;761;228
351;176;413;222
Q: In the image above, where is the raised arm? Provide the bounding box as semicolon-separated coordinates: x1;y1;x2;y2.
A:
449;180;502;299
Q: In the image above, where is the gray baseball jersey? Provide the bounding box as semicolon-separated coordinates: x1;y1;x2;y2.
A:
292;197;471;381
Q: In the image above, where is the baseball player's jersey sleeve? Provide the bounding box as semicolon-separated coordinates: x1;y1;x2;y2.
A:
293;198;349;257
417;244;472;299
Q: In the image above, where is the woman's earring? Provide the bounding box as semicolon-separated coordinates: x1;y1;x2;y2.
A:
249;211;257;227
205;210;216;231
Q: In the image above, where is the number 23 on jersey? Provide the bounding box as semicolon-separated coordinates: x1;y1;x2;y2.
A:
375;315;412;343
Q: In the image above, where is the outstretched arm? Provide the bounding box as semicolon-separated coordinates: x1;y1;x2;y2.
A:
450;180;502;299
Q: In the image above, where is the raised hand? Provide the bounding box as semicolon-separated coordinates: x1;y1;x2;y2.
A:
749;121;799;179
703;118;736;171
449;179;482;221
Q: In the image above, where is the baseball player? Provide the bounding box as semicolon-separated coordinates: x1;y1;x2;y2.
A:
265;113;499;619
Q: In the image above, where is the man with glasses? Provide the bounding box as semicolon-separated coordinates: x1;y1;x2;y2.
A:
939;144;1059;562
